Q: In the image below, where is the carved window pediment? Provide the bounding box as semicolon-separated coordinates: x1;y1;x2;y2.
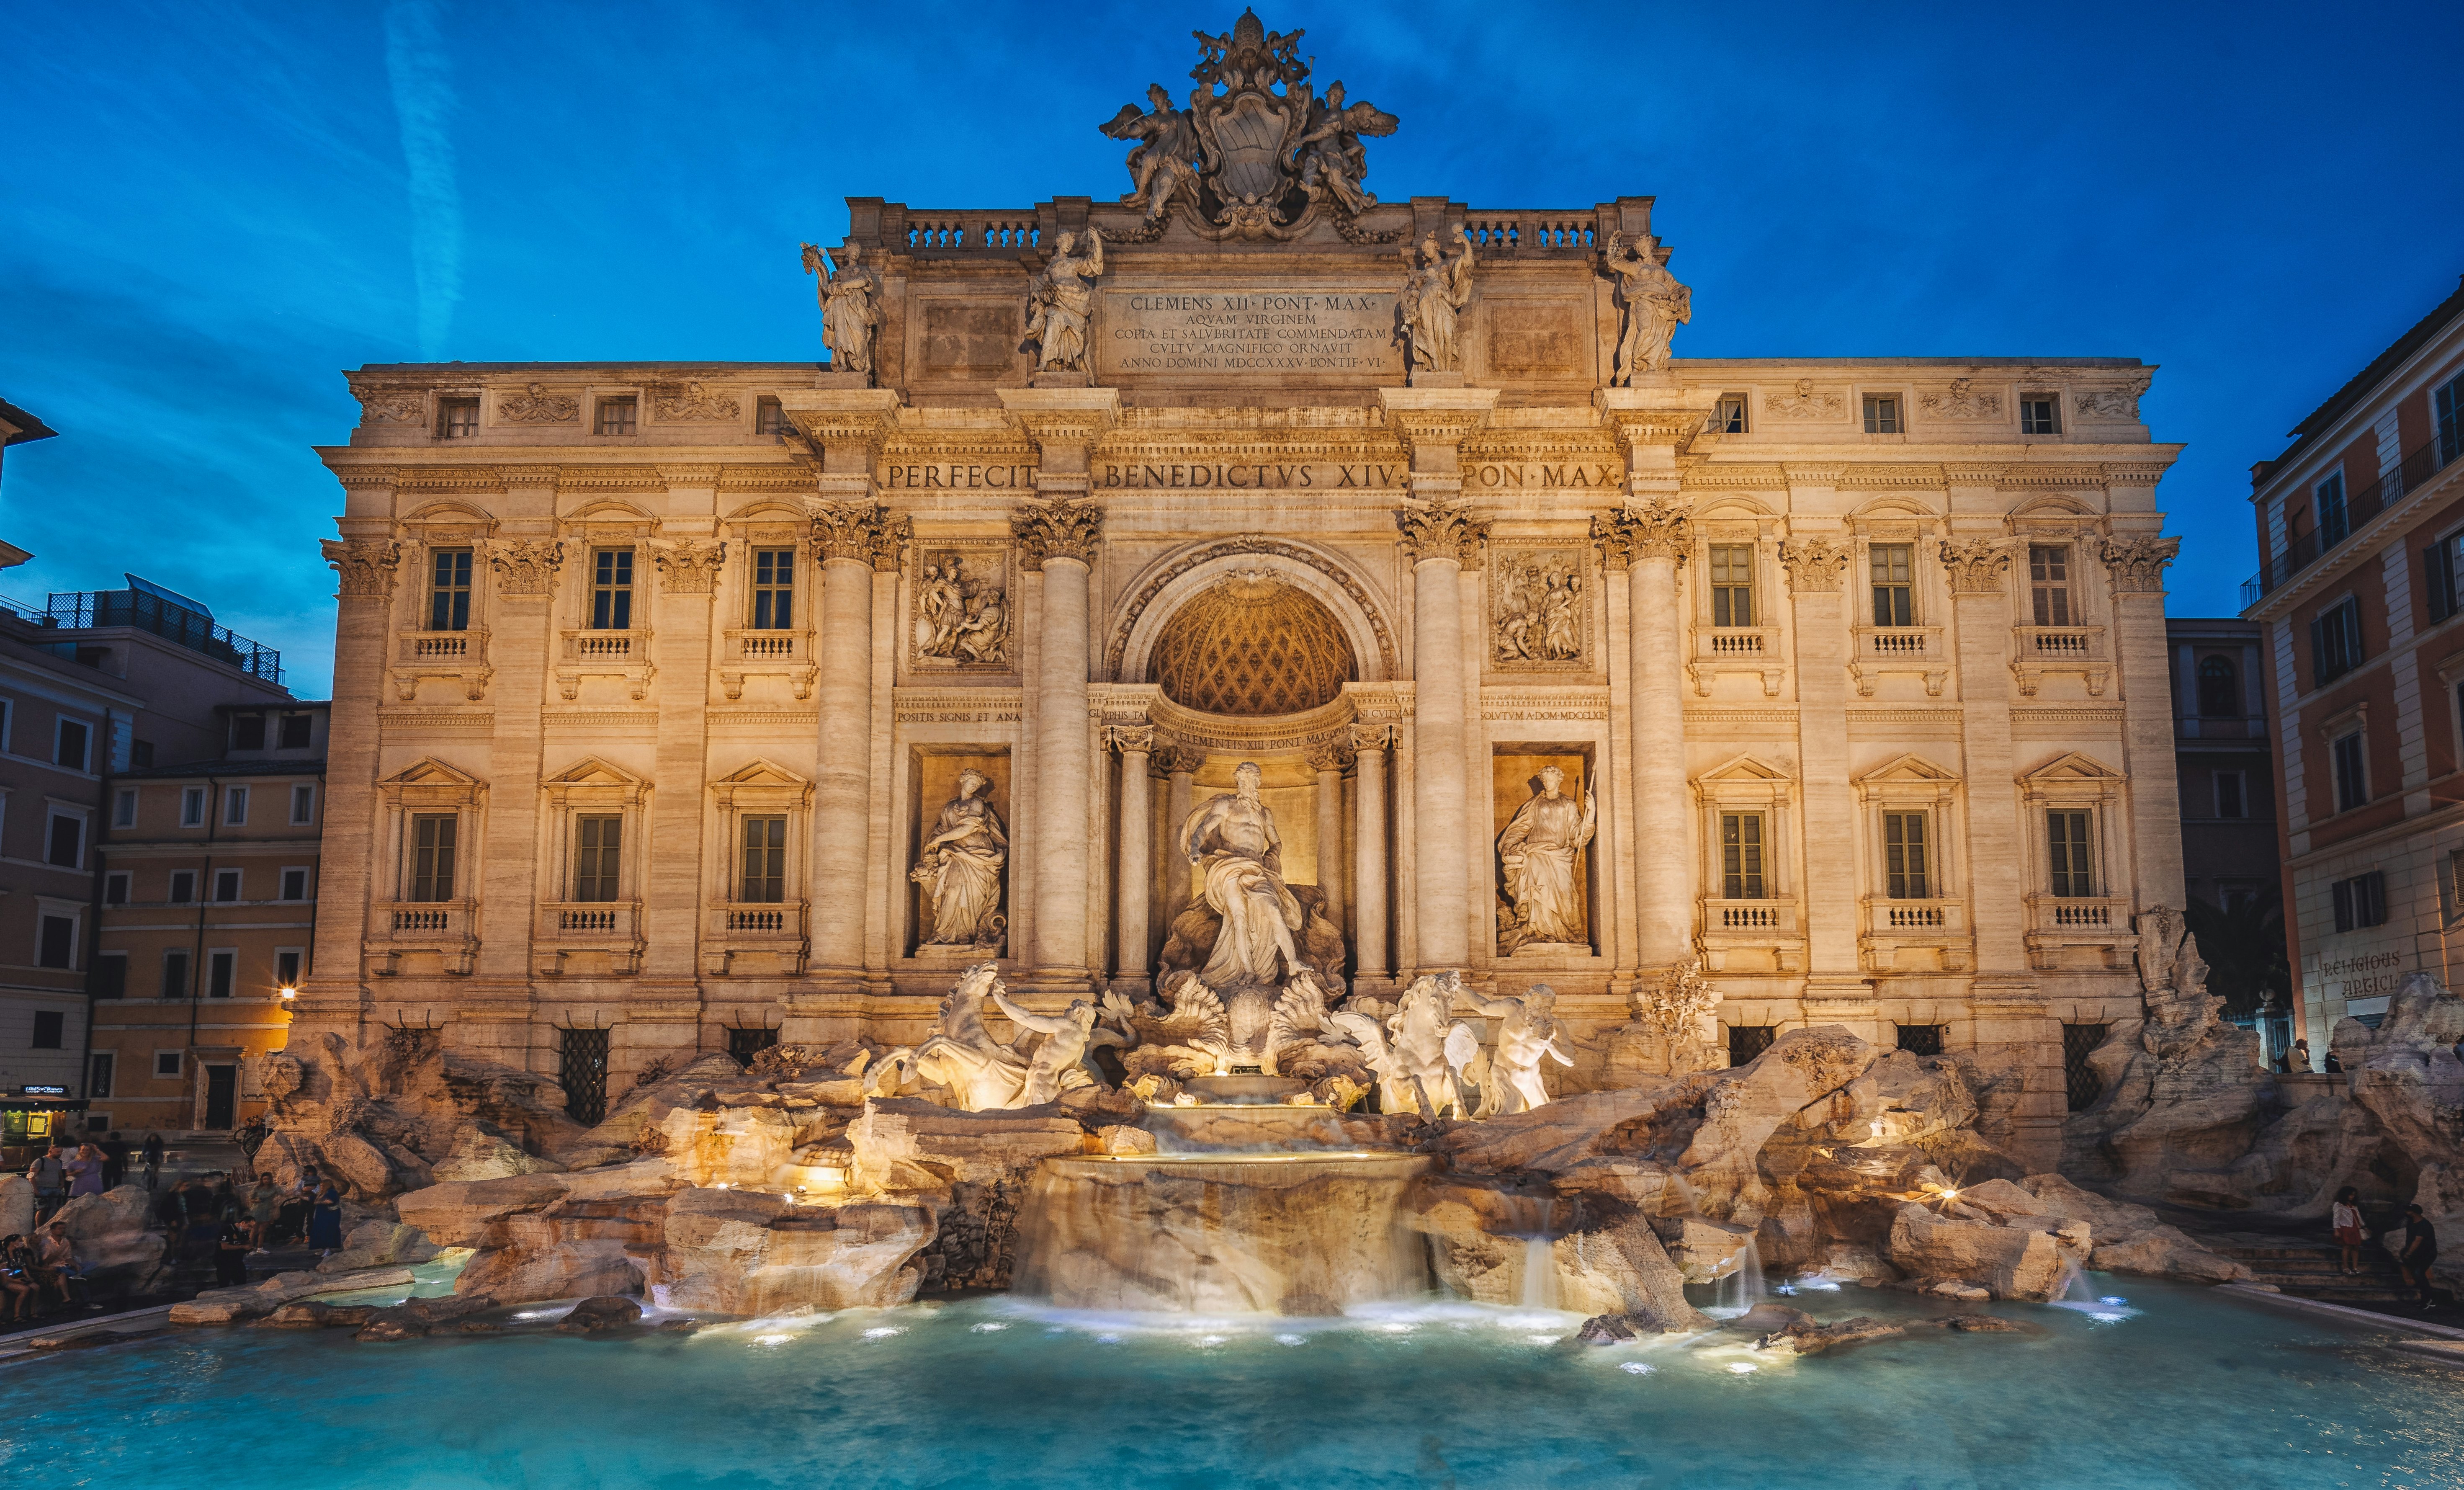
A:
378;757;487;809
712;758;814;807
543;755;649;807
1854;753;1959;802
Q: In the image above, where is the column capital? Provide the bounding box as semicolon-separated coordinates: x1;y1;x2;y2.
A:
1012;495;1104;571
1152;743;1204;776
1939;536;2017;595
485;538;565;598
812;499;909;570
1347;721;1392;754
322;538;401;599
1396;497;1488;567
651;538;726;595
1778;536;1852;595
1589;499;1691;570
1105;722;1156;755
2098;534;2180;595
1306;737;1356;773
996;386;1121;456
1376;385;1500;448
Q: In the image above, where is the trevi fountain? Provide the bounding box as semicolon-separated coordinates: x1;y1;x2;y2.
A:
16;14;2464;1488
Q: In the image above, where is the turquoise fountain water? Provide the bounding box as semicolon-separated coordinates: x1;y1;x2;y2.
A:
8;1278;2464;1487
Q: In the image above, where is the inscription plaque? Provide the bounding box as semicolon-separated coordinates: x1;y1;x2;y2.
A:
1097;286;1403;381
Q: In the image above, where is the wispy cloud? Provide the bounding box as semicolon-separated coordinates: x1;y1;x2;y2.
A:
384;0;460;358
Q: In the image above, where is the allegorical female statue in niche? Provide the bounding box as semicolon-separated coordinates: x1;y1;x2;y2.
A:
801;241;882;381
911;768;1007;946
1496;765;1596;952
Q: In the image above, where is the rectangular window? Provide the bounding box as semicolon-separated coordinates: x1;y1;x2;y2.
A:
168;871;196;905
590;548;634;630
180;787;206;827
2425;531;2464;625
409;813;458;902
31;1011;64;1049
214;868;242;902
1716;394;1748;435
154;1050;181;1078
224;786;248;825
56;719;89;771
1883;812;1930;898
595;397;637;436
1709;544;1754;628
755;396;786;435
2047;809;2095;897
161;950;190;1000
291;784;316;825
1862;394;1901;434
2310;597;2364;686
2331;870;2388;933
574;815;623;902
104;871;129;906
2440;371;2464;465
2214;770;2247;820
206;949;235;999
88;1052;113;1098
2332;730;2368;813
2028;545;2073;626
36;916;74;969
46;812;82;868
132;740;153;768
740;815;787;903
95;954;126;999
2315;473;2348;547
727;1026;780;1068
280;867;309;901
438;397;479;437
1869;544;1914;626
114;788;137;827
2020;395;2062;436
1719;812;1766;900
275;949;303;987
2062;1023;2108;1110
429;547;474;631
1895;1024;1944;1056
232;714;266;751
751;549;796;630
279;712;313;749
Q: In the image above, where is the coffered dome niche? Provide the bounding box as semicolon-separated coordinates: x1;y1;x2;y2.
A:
1151;571;1357;717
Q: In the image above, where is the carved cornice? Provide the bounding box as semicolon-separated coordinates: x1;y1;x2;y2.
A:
487;539;566;598
1995;464;2106;491
1596;406;1709;452
322;539;401;599
652;539;726;595
717;466;816;492
1939;538;2017;595
495;465;563;489
331;466;403;490
783;394;905;464
557;467;666;494
1835;464;1945;491
395;465;507;494
1679;463;1787;490
1011;496;1104;571
1779;463;1849;487
2101;462;2169;488
813;500;909;570
1589;499;1690;570
1939;463;2006;488
1778;537;1852;595
656;465;723;487
2098;534;2179;595
998;387;1123;455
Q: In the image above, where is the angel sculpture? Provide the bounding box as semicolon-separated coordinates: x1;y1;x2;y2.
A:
1386;972;1484;1119
1286;81;1397;215
1100;84;1204;222
1602;230;1692;386
1400;227;1477;376
800;241;882;380
1457;982;1573;1116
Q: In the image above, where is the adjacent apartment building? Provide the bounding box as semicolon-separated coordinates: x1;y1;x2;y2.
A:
2243;275;2464;1061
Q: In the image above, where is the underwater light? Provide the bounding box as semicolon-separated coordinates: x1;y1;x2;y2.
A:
755;1334;792;1346
862;1327;902;1339
1728;1362;1757;1374
1620;1362;1656;1376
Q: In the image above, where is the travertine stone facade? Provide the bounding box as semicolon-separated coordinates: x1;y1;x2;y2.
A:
302;26;2184;1167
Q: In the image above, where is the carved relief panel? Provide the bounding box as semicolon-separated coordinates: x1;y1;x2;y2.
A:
907;541;1015;673
1486;544;1591;673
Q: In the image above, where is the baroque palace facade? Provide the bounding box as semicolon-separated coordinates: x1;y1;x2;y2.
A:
302;16;2182;1166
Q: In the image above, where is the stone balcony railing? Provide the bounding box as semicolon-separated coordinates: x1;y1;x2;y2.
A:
701;900;810;977
1697;895;1804;974
1688;626;1787;696
391;629;491;701
1849;626;1947;697
534;900;644;975
563;629;648;661
717;629;816;700
369;899;476;976
2011;624;2110;697
1859;897;1971;973
555;629;655;700
2024;895;2134;970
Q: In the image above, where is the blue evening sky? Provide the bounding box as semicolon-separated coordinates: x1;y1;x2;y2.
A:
5;1;2459;696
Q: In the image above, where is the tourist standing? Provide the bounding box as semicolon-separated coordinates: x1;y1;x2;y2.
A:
214;1215;252;1287
2401;1204;2441;1310
2332;1186;2366;1275
26;1144;67;1222
66;1142;106;1200
247;1176;278;1250
99;1131;130;1191
307;1173;344;1256
140;1132;164;1190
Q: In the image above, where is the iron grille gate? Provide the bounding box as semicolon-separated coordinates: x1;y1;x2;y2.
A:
1895;1024;1945;1057
559;1027;610;1125
727;1027;779;1068
2062;1023;2110;1111
1728;1025;1776;1067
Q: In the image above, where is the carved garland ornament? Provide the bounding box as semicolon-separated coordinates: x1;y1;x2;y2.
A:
1764;380;1844;420
1395;498;1489;567
1917;379;2003;421
322;539;401;598
652;382;741;422
497;383;579;423
2098;534;2180;595
487;539;566;597
813;500;909;571
352;387;423;425
1589;499;1690;569
1939;538;2016;595
1777;537;1853;594
2075;371;2154;423
1011;496;1105;571
652;539;727;595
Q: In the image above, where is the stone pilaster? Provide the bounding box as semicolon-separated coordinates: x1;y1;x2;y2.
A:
1308;737;1352;936
1002;386;1119;991
1348;723;1390;985
1779;471;1863;995
1109;724;1155;993
1157;745;1199;929
643;519;724;989
2099;522;2185;912
302;518;401;1036
1940;530;2027;975
467;472;563;1031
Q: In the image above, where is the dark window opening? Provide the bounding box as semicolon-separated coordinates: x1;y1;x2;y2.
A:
2196;655;2239;716
2047;809;2095;897
36;915;74;969
410;813;458;902
727;1027;780;1069
46;814;82;868
2331;871;2387;933
740;815;787;902
2062;1023;2109;1110
207;950;235;999
574;815;623;902
57;719;89;770
161;949;190;1000
2332;731;2368;814
279;712;314;748
232;713;266;750
2020;396;2061;436
1895;1024;1944;1056
32;1011;63;1049
560;1027;610;1124
1727;1024;1775;1067
430;548;473;631
95;954;126;999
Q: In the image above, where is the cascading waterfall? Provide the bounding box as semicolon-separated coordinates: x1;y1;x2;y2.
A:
1712;1236;1766;1316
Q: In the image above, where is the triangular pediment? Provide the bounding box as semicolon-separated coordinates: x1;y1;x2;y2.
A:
1699;752;1791;783
2021;750;2122;783
1854;752;1958;786
380;757;483;789
544;755;647;788
716;758;810;789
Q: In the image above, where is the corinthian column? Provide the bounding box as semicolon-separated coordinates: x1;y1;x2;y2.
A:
2099;523;2186;908
1349;722;1390;985
1308;737;1352;936
1109;724;1155;993
810;498;905;980
1396;498;1487;970
1594;500;1692;966
304;524;400;1034
1158;745;1199;925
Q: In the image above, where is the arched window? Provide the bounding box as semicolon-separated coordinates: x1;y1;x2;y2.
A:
2197;655;2239;717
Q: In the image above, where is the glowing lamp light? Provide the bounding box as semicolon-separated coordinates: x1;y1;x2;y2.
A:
278;986;298;1000
1940;1188;1960;1203
1728;1362;1758;1374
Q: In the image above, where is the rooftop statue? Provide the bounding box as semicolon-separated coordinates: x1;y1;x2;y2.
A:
1603;230;1692;385
1101;84;1205;222
1400;227;1476;376
800;241;882;382
1024;227;1105;374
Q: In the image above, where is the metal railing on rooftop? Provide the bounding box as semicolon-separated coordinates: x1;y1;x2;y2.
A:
2244;428;2464;606
31;588;283;684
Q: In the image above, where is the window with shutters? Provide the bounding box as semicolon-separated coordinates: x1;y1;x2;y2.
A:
2331;730;2367;813
740;815;788;902
1869;544;1915;626
1709;544;1755;627
1719;812;1766;899
2428;531;2464;626
589;549;634;630
2196;655;2239;716
2310;597;2363;686
180;787;206;827
1862;394;1901;434
438;397;479;438
2027;545;2073;626
429;548;474;631
2331;870;2387;933
574;815;623;902
409;813;458;901
2046;809;2095;897
1883;811;1930;898
291;784;316;824
750;549;796;630
2315;472;2348;547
